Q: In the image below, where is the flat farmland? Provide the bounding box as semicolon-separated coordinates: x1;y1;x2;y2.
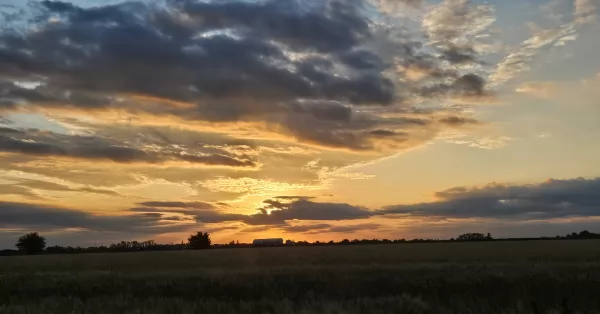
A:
2;240;600;313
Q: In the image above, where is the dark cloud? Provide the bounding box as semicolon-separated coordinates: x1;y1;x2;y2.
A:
134;198;374;225
0;184;46;200
12;179;119;196
203;225;239;233
129;207;197;215
137;201;215;210
273;196;316;200
380;178;600;220
280;223;382;233
339;49;385;70
193;211;249;224
129;205;247;224
139;212;163;218
452;74;487;96
178;153;256;167
0;127;257;167
322;223;382;233
290;100;353;122
419;74;490;99
239;226;274;233
281;112;428;151
440;45;479;65
133;177;600;227
0;126;23;133
79;177;600;229
438;116;480;126
0;201;192;233
161;215;195;221
0;0;489;151
0;0;392;105
178;0;371;53
245;199;373;225
76;186;119;196
3;176;600;248
369;129;404;137
280;223;333;233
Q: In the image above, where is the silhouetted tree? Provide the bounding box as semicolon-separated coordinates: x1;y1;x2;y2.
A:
187;231;211;249
15;232;46;254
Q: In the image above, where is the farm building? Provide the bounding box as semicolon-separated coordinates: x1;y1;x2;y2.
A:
252;238;284;246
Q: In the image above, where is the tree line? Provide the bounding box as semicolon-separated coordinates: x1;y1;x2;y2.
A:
2;231;211;256
2;230;599;256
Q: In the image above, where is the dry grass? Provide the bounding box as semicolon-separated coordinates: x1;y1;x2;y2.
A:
1;240;600;313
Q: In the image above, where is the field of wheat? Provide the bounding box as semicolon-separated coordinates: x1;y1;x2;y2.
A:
2;240;600;314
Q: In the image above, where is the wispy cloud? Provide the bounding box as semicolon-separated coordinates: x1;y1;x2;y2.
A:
423;0;497;62
574;0;598;25
438;132;513;149
199;177;324;195
516;81;559;98
490;23;577;87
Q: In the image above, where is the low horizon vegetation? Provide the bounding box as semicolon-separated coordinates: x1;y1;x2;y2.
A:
3;230;599;257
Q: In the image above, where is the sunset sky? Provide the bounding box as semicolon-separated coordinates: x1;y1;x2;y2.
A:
1;0;599;248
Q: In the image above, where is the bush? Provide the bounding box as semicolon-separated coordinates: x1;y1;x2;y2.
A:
15;232;46;255
187;232;211;249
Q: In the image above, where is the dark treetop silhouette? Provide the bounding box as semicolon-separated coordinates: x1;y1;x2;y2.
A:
15;232;46;255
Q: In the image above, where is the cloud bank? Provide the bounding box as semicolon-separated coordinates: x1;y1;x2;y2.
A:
382;177;600;219
0;0;490;152
2;177;600;246
133;177;600;225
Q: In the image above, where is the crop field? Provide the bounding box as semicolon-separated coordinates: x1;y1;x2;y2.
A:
2;240;600;314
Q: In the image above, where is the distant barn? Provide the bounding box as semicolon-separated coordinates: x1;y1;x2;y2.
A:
252;238;284;246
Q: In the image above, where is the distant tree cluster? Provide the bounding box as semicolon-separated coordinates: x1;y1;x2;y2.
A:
2;230;599;256
3;231;206;256
561;230;600;239
35;241;188;255
455;233;493;241
187;232;211;249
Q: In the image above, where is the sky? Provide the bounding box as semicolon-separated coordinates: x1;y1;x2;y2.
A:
0;0;599;248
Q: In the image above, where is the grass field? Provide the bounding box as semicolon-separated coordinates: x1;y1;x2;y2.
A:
2;240;600;313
